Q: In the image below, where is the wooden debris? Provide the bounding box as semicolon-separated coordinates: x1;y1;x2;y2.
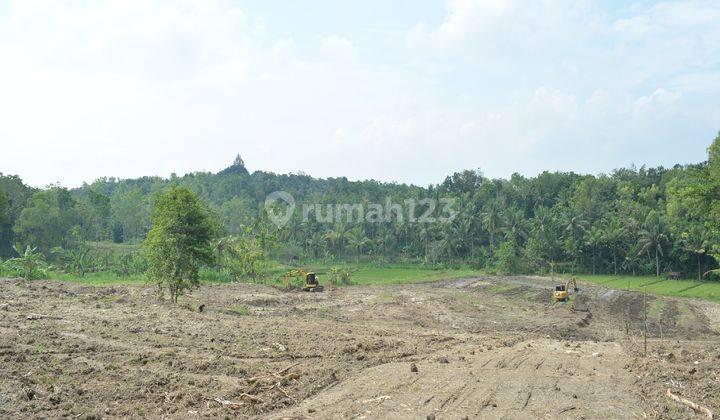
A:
26;314;63;320
522;391;532;409
237;363;302;405
274;384;296;404
239;393;264;404
210;393;265;410
361;395;391;404
666;388;714;419
212;397;244;409
246;362;301;384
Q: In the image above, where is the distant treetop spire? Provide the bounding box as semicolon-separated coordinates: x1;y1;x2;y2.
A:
233;154;245;168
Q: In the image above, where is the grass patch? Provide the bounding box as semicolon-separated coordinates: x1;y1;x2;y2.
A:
47;260;483;290
572;274;720;303
647;299;665;317
677;283;720;301
232;305;250;315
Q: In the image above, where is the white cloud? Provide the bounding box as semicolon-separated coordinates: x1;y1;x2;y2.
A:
532;87;578;114
434;0;602;55
320;35;357;64
632;88;682;117
406;21;428;48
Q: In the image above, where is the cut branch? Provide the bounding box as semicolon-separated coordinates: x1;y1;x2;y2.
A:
666;388;714;419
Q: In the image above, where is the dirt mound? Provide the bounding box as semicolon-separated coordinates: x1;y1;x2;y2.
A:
275;339;639;419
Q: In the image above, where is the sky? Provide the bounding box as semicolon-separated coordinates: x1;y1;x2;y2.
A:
0;0;719;188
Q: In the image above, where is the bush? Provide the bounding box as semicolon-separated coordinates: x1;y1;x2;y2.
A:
493;238;520;275
111;252;147;277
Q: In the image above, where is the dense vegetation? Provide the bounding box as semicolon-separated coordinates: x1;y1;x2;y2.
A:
1;134;719;281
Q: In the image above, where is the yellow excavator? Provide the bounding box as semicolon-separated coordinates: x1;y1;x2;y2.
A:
282;269;323;292
553;277;578;302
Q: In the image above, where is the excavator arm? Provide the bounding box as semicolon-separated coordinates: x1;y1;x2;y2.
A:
282;269;322;292
566;277;578;293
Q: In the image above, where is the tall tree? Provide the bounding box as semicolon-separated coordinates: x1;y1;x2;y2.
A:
481;201;503;256
14;188;77;253
0;186;7;231
144;187;216;303
601;216;625;275
585;226;604;275
638;211;670;277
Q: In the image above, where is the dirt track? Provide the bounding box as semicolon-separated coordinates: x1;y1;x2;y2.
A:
1;276;719;419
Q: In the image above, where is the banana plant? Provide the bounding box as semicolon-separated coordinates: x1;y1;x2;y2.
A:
52;245;92;277
4;244;49;280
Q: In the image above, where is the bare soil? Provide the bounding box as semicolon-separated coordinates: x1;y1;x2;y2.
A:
1;275;719;419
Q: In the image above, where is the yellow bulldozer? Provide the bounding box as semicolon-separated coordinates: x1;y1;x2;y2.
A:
553;277;578;302
282;269;323;292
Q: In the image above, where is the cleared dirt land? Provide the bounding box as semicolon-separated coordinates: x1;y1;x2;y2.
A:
1;276;719;419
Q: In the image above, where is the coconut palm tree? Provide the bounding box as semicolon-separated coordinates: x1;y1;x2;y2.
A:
503;208;528;244
561;212;586;274
680;227;710;280
622;244;643;276
346;228;369;262
601;216;625;275
638;211;670;277
562;213;587;239
481;202;503;256
585;226;603;275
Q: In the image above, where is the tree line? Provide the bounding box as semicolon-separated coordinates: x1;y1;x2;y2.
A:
1;133;720;280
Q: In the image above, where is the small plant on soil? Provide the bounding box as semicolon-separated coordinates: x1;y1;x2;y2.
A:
233;305;250;315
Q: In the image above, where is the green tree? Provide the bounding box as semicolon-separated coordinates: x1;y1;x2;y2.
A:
638;211;670;277
346;227;369;262
144;187;216;302
111;187;149;243
601;217;625;275
13;188;77;254
527;206;561;272
679;227;710;280
494;237;520;275
622;243;643;276
585;226;603;275
0;186;7;230
215;232;265;281
481;202;503;257
503;207;528;244
0;175;32;258
707;131;720;185
75;190;111;243
561;212;586;274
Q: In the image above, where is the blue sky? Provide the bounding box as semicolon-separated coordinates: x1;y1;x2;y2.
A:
0;0;718;187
